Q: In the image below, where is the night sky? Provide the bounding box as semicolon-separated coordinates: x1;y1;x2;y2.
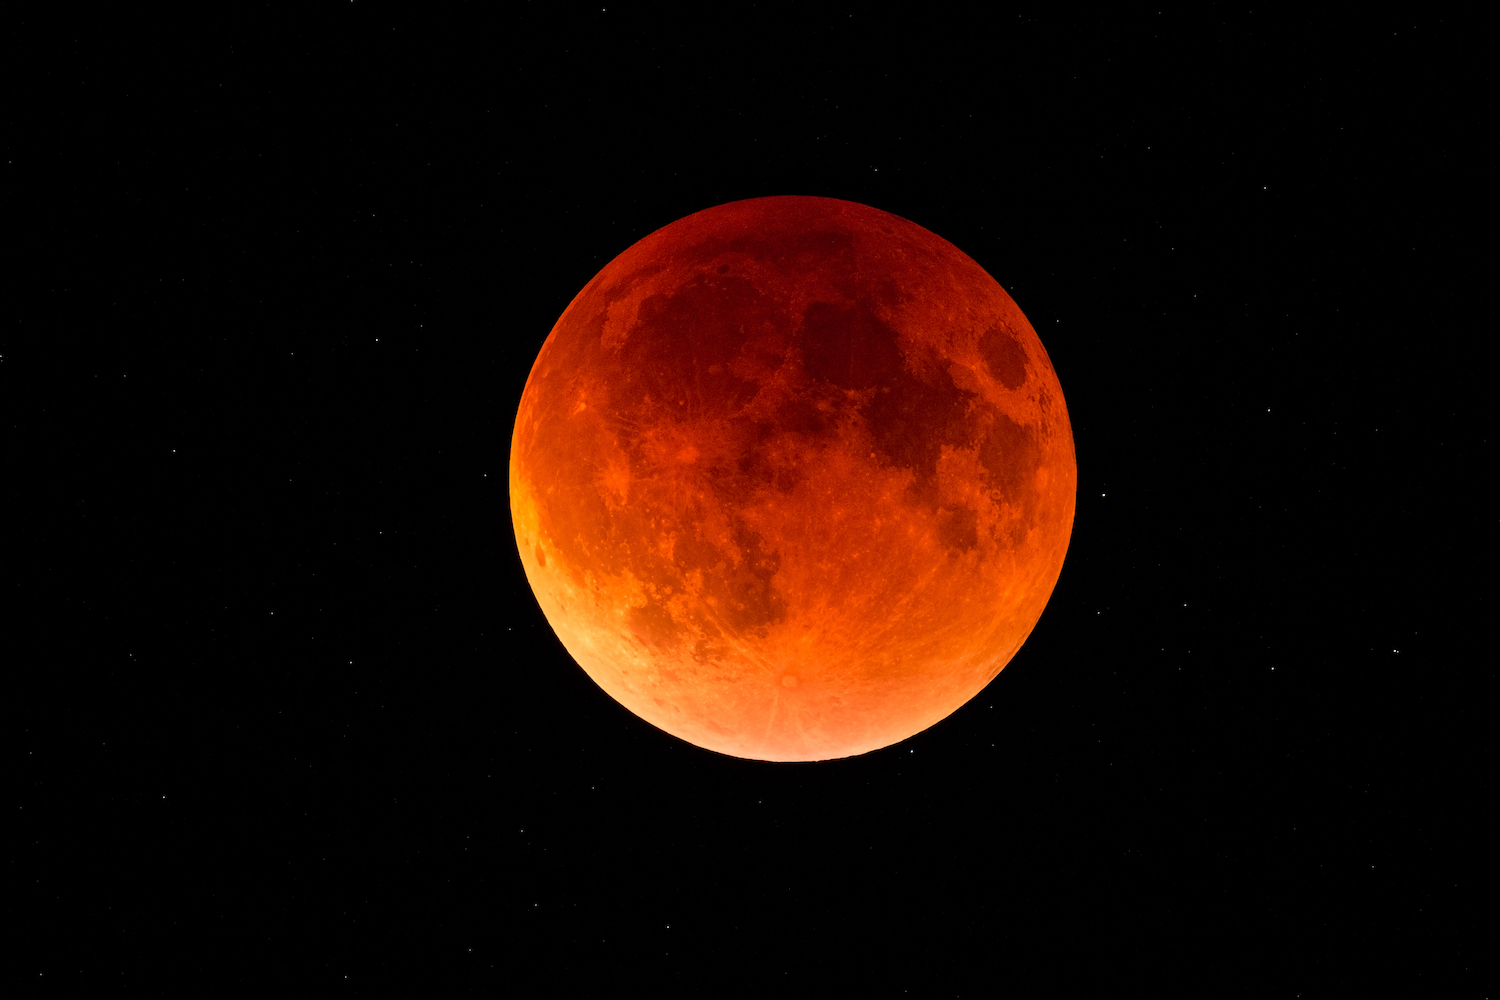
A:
18;8;1489;993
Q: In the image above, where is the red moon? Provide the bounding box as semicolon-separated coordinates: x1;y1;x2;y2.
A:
511;196;1075;761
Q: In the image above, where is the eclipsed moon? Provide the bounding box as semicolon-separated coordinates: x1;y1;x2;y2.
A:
510;196;1076;761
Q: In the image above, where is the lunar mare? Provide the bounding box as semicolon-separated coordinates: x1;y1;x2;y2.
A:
510;196;1075;761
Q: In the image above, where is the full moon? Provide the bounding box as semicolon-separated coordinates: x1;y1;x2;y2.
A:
511;196;1076;761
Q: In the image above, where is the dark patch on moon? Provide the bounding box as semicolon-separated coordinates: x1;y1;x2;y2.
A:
773;397;832;439
618;275;767;415
797;297;980;511
637;514;788;643
630;597;682;651
936;505;980;554
719;521;787;635
723;226;856;265
799;299;905;391
978;324;1030;391
862;356;976;510
978;411;1041;541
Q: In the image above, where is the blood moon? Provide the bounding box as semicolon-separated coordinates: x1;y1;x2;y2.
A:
510;196;1075;761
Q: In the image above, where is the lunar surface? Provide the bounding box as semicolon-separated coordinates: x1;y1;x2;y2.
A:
510;196;1075;761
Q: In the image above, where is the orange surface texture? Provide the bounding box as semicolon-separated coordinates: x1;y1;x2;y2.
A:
511;197;1075;760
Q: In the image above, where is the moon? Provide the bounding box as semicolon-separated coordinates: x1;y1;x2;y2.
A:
510;196;1075;761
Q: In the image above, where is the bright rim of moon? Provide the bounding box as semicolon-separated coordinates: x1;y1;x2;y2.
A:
511;196;1076;761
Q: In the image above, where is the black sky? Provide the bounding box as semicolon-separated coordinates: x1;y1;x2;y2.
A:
16;7;1490;993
